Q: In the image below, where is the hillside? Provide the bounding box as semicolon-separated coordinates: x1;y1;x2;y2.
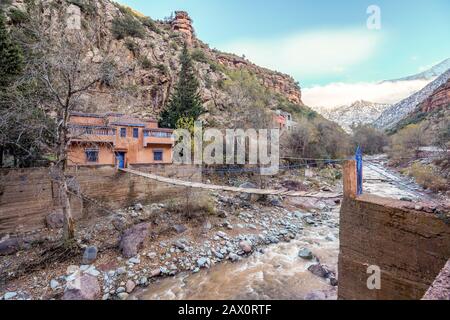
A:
389;77;450;136
4;0;313;129
317;100;390;133
374;69;450;130
384;58;450;82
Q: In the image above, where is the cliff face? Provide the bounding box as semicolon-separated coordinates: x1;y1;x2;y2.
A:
420;78;450;113
6;0;304;126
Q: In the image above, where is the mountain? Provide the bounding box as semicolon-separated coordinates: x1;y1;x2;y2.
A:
318;101;390;133
389;77;450;136
4;0;312;129
374;69;450;130
383;58;450;82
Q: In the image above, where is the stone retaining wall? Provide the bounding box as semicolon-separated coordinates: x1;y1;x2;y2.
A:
0;165;202;236
338;161;450;300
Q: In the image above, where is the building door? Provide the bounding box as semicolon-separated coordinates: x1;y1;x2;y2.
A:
116;152;125;169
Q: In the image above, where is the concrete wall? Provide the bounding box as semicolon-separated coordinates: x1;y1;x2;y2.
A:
338;161;450;300
0;164;201;236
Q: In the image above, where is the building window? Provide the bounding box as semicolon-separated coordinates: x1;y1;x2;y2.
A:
85;149;99;163
133;128;139;138
120;128;126;137
153;151;163;161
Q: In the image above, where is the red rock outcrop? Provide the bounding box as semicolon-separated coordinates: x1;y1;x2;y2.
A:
420;79;450;113
171;11;194;45
216;54;303;105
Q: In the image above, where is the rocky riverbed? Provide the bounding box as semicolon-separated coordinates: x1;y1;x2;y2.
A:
0;167;343;300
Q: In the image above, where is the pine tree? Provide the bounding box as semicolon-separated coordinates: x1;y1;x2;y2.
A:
159;43;205;128
0;11;23;88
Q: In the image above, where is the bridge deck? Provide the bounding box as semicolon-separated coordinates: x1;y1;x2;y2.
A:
119;168;341;198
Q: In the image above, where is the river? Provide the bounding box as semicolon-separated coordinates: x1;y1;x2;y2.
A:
132;156;431;300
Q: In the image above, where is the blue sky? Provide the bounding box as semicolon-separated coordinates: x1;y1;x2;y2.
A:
117;0;449;104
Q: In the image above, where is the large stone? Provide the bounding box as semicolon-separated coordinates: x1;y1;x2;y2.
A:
239;241;253;254
119;223;150;258
82;246;98;265
46;210;64;229
238;182;259;202
298;248;313;260
63;274;101;300
172;224;187;234
308;263;334;279
126;280;136;293
0;238;20;256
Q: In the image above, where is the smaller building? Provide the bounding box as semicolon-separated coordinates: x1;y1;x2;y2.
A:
272;110;297;131
67;112;174;168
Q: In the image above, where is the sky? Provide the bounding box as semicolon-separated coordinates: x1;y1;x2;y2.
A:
117;0;450;107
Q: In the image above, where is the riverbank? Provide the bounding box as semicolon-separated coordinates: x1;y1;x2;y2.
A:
0;168;342;300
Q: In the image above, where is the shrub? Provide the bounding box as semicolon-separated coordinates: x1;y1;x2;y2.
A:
139;56;152;69
407;163;448;192
111;15;145;40
191;49;208;63
155;63;168;75
124;38;139;55
8;8;28;24
351;124;388;155
67;0;96;14
139;16;160;34
167;192;216;219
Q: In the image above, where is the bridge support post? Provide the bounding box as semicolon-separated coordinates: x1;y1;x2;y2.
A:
343;160;357;199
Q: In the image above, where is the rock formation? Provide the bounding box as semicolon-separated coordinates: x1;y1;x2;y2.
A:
420;79;450;113
171;11;194;45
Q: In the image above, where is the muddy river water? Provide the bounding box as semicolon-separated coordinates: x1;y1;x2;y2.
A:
133;156;429;300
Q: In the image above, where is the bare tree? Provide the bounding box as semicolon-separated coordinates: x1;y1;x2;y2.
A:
8;2;132;243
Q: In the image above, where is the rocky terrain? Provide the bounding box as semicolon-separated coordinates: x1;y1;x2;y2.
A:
0;167;342;300
374;69;450;130
316;100;390;133
4;0;306;127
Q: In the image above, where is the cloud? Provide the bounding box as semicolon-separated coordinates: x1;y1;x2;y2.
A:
302;79;432;108
218;29;381;77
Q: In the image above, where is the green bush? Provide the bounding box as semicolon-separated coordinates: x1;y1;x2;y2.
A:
124;38;139;55
111;15;145;40
8;8;28;24
67;0;96;14
139;56;152;69
155;63;168;75
191;49;208;63
139;16;160;34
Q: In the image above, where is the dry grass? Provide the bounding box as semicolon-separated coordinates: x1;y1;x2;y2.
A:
166;190;216;219
406;163;448;192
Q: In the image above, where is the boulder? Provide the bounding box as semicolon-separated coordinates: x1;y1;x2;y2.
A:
126;280;136;293
298;248;313;260
172;224;187;234
119;223;150;258
112;215;128;232
308;263;336;281
0;238;20;256
239;241;253;254
82;246;98;265
238;182;259;202
46;210;64;229
134;203;144;211
63;274;101;300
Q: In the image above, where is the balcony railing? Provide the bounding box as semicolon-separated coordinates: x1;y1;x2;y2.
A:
143;129;174;146
69;125;116;144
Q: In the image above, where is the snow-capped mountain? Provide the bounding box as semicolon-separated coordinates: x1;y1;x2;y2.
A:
318;101;391;133
383;58;450;82
374;69;450;130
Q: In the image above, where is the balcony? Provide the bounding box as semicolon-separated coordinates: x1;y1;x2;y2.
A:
143;129;174;146
69;125;116;145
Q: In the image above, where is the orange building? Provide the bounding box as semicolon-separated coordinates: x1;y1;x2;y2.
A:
67;112;174;168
